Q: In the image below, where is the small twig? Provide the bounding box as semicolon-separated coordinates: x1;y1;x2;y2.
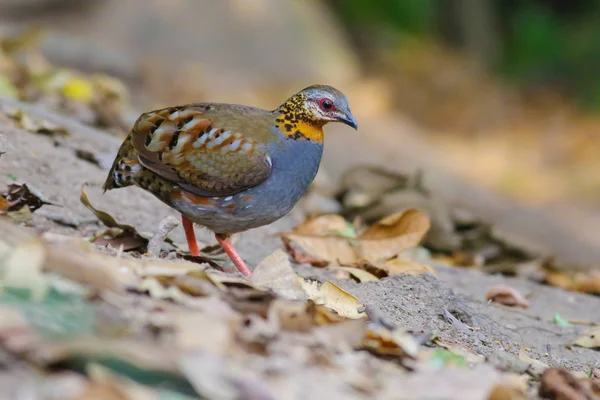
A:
546;344;554;366
148;216;179;257
566;319;600;326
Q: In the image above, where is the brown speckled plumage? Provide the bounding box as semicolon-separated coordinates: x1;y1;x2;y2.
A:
103;85;357;275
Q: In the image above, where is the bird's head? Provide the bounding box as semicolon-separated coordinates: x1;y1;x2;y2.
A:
277;85;358;131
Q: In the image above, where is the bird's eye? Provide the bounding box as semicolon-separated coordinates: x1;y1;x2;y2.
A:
318;98;335;111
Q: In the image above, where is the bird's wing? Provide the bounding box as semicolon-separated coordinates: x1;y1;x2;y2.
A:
130;104;274;197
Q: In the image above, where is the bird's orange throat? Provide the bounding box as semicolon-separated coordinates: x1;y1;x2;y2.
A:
275;95;324;142
279;120;324;142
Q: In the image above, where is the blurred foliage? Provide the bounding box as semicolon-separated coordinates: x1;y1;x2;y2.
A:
329;0;600;110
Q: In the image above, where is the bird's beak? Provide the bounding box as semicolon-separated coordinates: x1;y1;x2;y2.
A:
336;112;358;130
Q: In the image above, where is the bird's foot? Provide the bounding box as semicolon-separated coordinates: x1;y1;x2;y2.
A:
215;234;252;276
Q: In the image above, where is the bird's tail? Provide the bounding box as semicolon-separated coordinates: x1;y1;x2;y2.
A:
102;134;141;192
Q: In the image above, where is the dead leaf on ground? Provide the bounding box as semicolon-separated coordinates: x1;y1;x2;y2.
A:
379;257;437;276
28;337;182;375
280;236;334;267
486;285;530;308
539;368;600;400
300;279;365;319
80;186;147;252
361;323;420;361
251;249;307;300
487;374;529;400
572;327;600;350
6;108;69;136
337;166;461;252
269;299;316;332
44;242;131;293
0;237;48;301
14;229;136;293
85;363;162;400
543;267;600;295
225;287;276;318
342;257;437;279
291;214;351;236
518;347;549;376
332;266;380;282
430;337;485;365
281;209;430;265
171;310;240;353
1;182;57;221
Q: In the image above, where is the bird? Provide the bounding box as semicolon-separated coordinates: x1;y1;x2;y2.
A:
102;85;357;276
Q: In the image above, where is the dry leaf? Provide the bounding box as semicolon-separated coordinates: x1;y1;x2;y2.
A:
572;327;600;349
486;285;530;308
315;317;368;349
85;364;156;400
362;323;420;360
282;234;356;265
44;240;132;293
380;257;437;276
0;195;10;212
281;209;431;265
518;347;549;375
1;182;56;213
332;266;380;282
358;209;430;263
0;237;48;301
281;236;331;267
269;299;316;332
0;220;130;293
7;108;69;136
27;337;181;374
168;274;219;297
543;268;600;295
430;337;485;364
300;280;365;319
80;186;147;252
205;272;256;290
5;205;33;222
342;258;436;280
291;214;350;236
251;249;307;300
171;311;239;353
137;278;187;302
539;368;599;400
487;374;528;400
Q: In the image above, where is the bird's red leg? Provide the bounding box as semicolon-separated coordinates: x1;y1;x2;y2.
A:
181;215;200;256
215;234;252;276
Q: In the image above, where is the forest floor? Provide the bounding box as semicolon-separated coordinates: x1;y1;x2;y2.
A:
0;95;599;399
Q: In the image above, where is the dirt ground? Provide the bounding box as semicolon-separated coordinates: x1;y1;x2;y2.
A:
1;96;599;399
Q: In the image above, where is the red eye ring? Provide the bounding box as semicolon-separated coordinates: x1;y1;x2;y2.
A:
318;98;335;111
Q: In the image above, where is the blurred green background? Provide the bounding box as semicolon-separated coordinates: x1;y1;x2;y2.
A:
330;0;600;110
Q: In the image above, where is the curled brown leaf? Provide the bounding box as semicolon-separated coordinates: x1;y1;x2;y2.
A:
486;285;530;308
280;209;431;266
80;186;147;252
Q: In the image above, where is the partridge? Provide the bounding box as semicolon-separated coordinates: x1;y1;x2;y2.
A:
102;85;357;275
